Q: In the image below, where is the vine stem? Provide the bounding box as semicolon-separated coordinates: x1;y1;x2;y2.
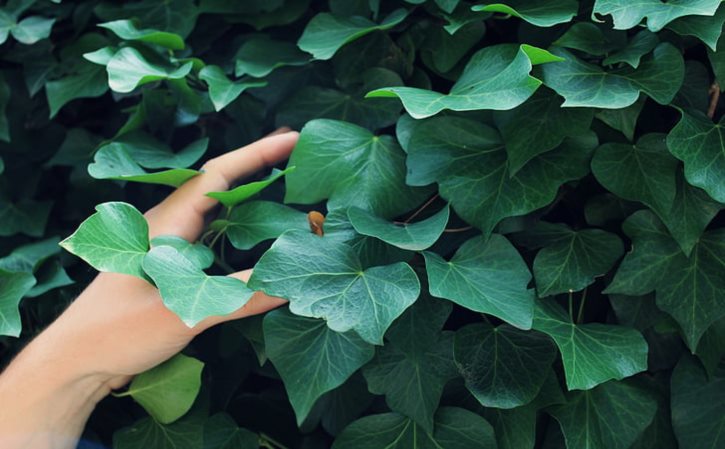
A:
576;288;588;324
443;226;473;233
260;433;290;449
708;81;720;119
568;290;574;322
403;194;439;224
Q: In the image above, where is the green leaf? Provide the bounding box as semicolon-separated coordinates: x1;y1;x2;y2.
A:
668;4;725;51
454;323;556;408
0;200;52;238
666;109;725;203
362;296;456;431
219;201;308;251
117;354;203;424
106;47;193;93
526;222;624;297
367;44;562;119
285;119;427;218
206;167;293;208
421;22;485;74
592;0;721;32
606;210;725;350
472;0;578;27
406;116;596;236
203;414;258;449
533;300;648;390
0;236;62;273
95;0;199;38
142;245;254;327
10;15;54;44
150;236;213;270
98;19;185;50
234;35;309;78
113;413;203;449
347;204;449;251
424;235;535;329
198;65;266;111
46;64;109;118
297;8;408;60
542;43;685;108
248;230;420;345
671;355;725;449
0;270;36;337
553;22;624;56
263;308;374;424
332;407;497;449
549;380;657;449
60;202;149;279
603;30;659;69
494;88;594;174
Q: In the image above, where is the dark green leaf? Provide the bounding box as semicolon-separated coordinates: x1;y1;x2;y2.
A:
198;65;266;111
0;270;36;337
348;204;449;251
219;201;308;251
99;19;185;50
234;35;309;78
203;414;258;449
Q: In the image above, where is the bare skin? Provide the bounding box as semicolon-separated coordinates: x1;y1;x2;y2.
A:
0;130;299;449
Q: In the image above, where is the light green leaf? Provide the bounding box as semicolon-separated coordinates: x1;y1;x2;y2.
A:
203;414;258;449
406;116;596;236
198;65;266;111
98;19;185;50
671;355;725;449
150;236;213;270
285;119;428;218
298;8;408;60
363;296;456;431
234;35;309;77
263;308;374;424
472;0;578;27
666;109;725;203
142;246;254;327
668;4;725;51
113;413;203;449
542;43;684;108
117;354;203;424
533;300;648;390
248;230;421;345
332;407;497;449
106;47;193;93
592;0;720;32
218;201;308;251
606;210;725;350
60;202;149;279
10;15;54;44
454;323;556;409
0;270;36;337
206;167;293;207
348;204;449;251
424;235;535;329
367;44;562;119
494;88;594;174
549;380;657;449
526;222;624;297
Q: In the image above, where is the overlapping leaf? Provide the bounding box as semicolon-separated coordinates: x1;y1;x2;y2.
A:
472;0;578;27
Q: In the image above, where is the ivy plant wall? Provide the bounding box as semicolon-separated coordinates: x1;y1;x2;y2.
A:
0;0;724;448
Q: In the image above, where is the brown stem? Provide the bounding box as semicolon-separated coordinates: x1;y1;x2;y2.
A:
443;226;473;233
708;81;720;119
403;194;439;224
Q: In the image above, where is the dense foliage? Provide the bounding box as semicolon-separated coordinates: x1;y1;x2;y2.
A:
1;0;724;448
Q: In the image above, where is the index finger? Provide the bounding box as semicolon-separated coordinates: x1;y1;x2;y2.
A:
144;131;299;240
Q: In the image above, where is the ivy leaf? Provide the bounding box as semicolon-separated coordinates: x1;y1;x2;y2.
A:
114;413;203;449
362;296;456;431
424;235;535;329
234;35;309;78
150;236;213;270
98;19;185;50
603;30;659;69
549;380;657;449
671;355;725;449
0;200;52;238
263;308;374;424
3;15;55;45
105;47;193;93
249;230;420;344
0;270;36;337
472;0;578;27
198;65;266;111
217;201;308;251
0;237;73;298
592;0;721;32
142;246;254;327
542;44;685;109
285;119;427;218
526;222;624;297
332;407;497;449
606;211;725;350
367;44;563;119
666;110;725;203
494;88;594;175
206;167;293;208
46;64;109;119
595;96;645;141
533;300;648;390
203;414;258;449
60;202;149;279
297;8;408;60
454;323;556;409
348;204;449;251
406;116;596;237
116;354;203;424
94;0;199;38
668;5;725;51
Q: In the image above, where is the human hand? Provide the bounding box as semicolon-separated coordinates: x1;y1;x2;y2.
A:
0;130;299;449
